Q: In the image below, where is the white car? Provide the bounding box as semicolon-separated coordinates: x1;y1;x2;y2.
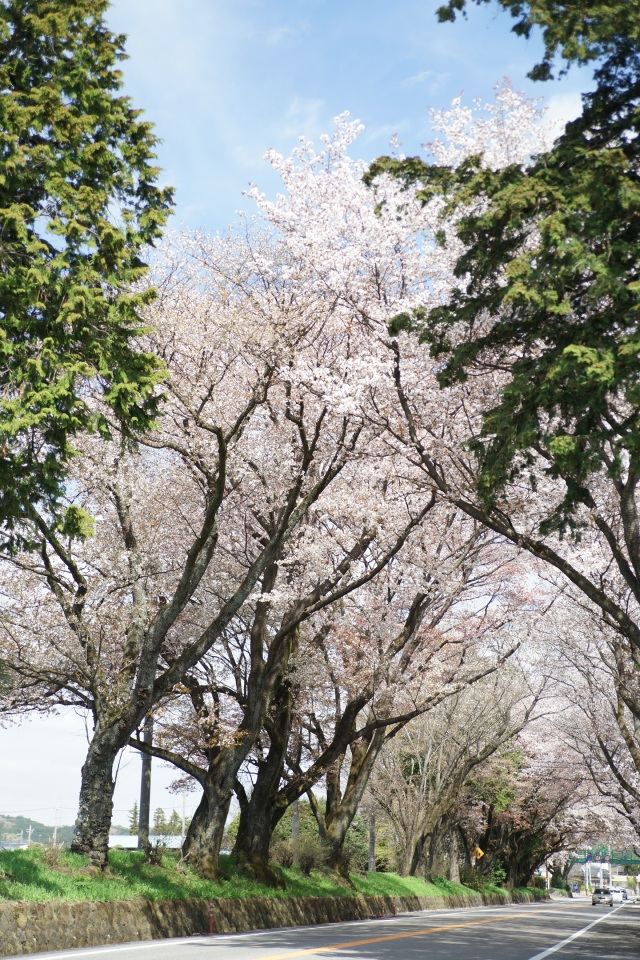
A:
610;889;624;904
592;887;611;905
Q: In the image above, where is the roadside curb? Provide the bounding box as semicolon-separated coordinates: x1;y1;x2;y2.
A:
0;889;549;956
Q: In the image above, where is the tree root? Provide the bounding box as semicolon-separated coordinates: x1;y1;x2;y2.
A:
237;853;286;889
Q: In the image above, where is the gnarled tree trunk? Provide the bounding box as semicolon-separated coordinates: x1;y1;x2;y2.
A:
322;728;385;876
232;683;292;887
182;791;209;856
71;726;127;867
181;774;234;880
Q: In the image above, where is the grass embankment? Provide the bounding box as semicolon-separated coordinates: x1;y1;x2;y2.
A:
0;848;473;904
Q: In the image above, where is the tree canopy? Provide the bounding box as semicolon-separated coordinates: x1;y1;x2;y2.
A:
0;0;173;544
437;0;640;79
1;3;639;882
369;1;640;529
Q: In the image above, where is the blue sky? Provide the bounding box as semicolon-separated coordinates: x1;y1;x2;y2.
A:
1;0;595;827
106;0;591;232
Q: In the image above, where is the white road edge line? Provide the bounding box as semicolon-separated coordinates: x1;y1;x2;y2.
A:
526;905;625;960
5;943;210;960
9;900;574;960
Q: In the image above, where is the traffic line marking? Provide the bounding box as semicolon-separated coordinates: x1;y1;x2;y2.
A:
526;904;625;960
13;901;587;960
247;904;580;960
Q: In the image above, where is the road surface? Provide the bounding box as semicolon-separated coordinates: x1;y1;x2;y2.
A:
9;900;639;960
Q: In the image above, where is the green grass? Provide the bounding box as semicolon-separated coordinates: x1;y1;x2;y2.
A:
428;876;479;897
0;848;468;904
349;873;472;898
472;881;506;896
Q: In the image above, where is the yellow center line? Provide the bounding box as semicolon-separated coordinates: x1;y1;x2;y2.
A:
247;903;582;960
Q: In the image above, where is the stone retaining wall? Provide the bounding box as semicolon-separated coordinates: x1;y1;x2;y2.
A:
0;889;548;957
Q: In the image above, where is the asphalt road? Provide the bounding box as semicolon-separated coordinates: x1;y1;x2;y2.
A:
11;900;639;960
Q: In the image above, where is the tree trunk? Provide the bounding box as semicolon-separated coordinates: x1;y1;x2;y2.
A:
325;806;357;875
182;779;232;880
424;824;439;879
368;814;376;872
408;835;425;877
137;715;153;853
182;791;208;858
323;730;385;878
232;674;292;887
234;797;272;863
449;826;460;883
458;824;472;866
71;730;122;867
233;773;285;887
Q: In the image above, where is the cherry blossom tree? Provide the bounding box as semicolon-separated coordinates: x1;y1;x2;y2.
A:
548;605;640;840
229;527;525;878
456;731;588;890
350;90;640;867
0;226;419;870
0;82;562;877
368;654;552;878
364;81;640;709
115;89;548;880
139;522;524;883
130;477;433;881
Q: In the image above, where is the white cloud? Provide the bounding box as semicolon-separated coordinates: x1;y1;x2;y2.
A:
232;142;270;170
402;69;451;98
263;25;298;45
542;90;584;139
404;69;434;86
277;96;328;141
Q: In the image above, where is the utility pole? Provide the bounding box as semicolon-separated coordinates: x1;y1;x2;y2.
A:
368;813;376;872
138;714;153;851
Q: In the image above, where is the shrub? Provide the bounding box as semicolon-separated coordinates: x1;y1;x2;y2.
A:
146;839;167;866
294;835;328;875
271;839;295;868
342;816;369;874
459;864;483;890
459;862;506;890
40;844;64;868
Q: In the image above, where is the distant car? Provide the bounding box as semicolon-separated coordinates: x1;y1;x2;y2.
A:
610;889;624;904
592;887;611;905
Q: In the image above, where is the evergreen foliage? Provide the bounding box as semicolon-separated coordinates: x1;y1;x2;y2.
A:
152;808;167;835
436;0;640;79
151;808;181;836
370;1;640;529
128;803;138;836
167;810;182;836
0;0;173;545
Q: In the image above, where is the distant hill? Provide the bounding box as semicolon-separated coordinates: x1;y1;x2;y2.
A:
0;815;130;845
